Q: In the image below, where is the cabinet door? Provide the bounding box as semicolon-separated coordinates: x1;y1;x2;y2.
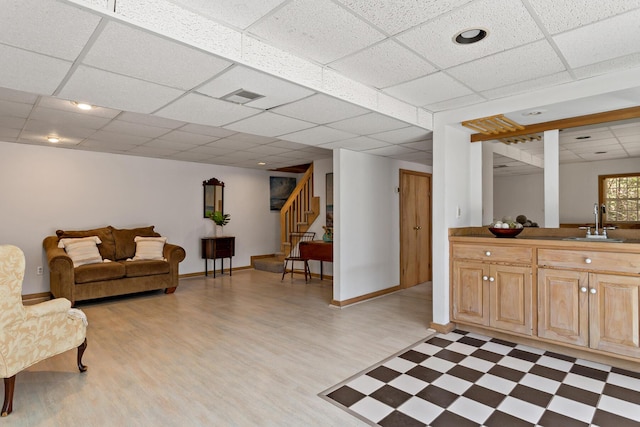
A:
452;261;489;326
490;265;532;336
538;268;589;347
589;273;640;358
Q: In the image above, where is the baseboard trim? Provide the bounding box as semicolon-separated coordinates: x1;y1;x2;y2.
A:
330;285;401;307
22;292;52;305
180;265;252;279
250;254;277;267
429;321;456;334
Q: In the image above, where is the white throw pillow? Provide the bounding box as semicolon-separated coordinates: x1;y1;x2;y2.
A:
58;236;103;267
132;236;167;261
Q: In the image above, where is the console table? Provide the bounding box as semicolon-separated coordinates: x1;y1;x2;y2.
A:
299;240;333;280
201;236;235;278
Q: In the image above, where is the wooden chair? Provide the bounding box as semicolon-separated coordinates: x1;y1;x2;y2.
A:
281;232;315;282
0;245;87;416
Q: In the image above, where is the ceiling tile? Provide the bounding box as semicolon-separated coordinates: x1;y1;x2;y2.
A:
188;145;236;156
179;123;237;138
155;93;261;127
0;116;26;130
88;130;154;145
101;121;171;138
401;139;433;151
0;99;34;119
128;146;180;157
572;53;640;80
527;0;640;34
0;128;19;140
248;0;385;64
197;65;315;109
22;119;97;139
0;0;101;60
167;0;287;29
447;41;565;91
318;136;390;151
0;87;39;104
271;93;368;124
364;144;417;156
58;66;184;114
0;44;71;95
246;145;294;156
268;139;312;150
370;126;431;143
83;21;233;90
18;130;84;145
37;97;121;119
80;139;139;151
206;138;260;151
336;0;474;35
224;112;316;137
157;130;217;144
143;139;200;150
481;72;572;100
396;0;544;68
383;72;473;106
423;93;486;112
327;112;409;134
29;107;113;130
168;151;212;162
117;111;185;129
554;9;640;68
329;40;437;89
280;126;357;145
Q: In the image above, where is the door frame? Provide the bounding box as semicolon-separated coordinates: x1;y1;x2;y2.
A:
399;169;432;288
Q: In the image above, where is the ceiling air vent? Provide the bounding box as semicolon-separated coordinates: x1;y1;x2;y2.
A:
221;89;264;104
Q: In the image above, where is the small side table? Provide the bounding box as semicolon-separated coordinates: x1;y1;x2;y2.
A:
201;236;235;278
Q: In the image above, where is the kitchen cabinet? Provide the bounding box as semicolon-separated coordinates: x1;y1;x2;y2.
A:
451;244;533;336
538;248;640;358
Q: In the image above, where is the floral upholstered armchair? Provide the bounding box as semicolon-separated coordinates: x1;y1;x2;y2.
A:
0;245;87;416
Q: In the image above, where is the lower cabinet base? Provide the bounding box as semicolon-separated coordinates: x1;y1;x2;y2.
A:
453;322;640;373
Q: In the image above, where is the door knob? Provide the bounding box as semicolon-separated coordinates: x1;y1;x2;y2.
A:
580;287;587;293
590;288;597;294
489;277;495;282
482;276;488;281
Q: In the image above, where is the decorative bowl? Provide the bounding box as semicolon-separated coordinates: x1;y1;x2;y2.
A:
488;227;523;238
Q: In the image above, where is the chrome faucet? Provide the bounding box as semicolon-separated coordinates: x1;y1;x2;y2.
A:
593;203;600;236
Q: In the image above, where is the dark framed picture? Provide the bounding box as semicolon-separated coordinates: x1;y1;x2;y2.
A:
270;177;297;211
326;173;333;227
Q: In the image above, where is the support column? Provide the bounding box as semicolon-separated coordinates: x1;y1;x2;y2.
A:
544;129;560;228
482;141;494;225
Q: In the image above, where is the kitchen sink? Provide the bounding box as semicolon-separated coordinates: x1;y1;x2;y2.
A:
562;237;624;243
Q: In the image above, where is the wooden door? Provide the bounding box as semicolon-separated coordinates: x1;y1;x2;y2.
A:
490;265;532;335
538;268;589;347
452;260;490;326
400;170;432;287
589;273;640;358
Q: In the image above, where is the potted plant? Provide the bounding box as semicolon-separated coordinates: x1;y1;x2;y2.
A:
209;211;230;236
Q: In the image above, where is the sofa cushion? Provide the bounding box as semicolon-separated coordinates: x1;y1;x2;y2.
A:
124;260;170;278
74;261;126;284
132;236;167;260
58;236;103;267
57;227;116;260
111;226;161;261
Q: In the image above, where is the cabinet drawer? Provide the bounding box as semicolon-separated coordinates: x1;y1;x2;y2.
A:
538;249;640;274
452;244;532;264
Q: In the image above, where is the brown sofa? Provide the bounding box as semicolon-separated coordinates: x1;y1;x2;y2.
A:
43;226;186;305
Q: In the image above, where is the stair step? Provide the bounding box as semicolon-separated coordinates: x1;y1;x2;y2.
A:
254;257;284;273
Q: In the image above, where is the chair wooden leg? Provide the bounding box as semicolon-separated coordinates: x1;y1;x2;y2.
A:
77;338;88;372
2;376;15;416
304;261;310;282
281;260;288;281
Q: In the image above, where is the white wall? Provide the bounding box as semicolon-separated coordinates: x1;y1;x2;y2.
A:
0;141;295;295
306;156;333;276
493;172;545;226
333;149;430;302
493;157;640;225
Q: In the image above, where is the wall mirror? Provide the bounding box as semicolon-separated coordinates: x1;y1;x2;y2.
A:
203;178;224;218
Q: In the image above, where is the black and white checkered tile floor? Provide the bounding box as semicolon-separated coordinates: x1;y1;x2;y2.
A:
321;330;640;426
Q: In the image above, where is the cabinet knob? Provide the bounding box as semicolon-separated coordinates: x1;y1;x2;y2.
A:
585;258;592;264
580;287;587;293
489;277;495;282
485;251;491;256
482;276;488;281
590;288;597;294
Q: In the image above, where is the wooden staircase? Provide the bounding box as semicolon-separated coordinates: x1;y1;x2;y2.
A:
279;164;320;257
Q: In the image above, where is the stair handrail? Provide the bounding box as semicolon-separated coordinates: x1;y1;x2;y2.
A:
280;164;316;250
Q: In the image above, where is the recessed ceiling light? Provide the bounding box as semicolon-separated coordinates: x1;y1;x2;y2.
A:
71;101;93;110
522;110;545;116
258;162;266;166
575;135;591;140
47;136;60;143
594;151;607;154
453;28;488;45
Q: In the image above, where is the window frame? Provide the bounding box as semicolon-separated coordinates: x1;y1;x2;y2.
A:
598;172;640;226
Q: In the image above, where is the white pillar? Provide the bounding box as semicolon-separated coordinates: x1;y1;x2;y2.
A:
469;142;483;226
482;141;494;225
544;130;560;228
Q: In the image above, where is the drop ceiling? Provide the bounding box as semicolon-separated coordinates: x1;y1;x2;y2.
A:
0;0;639;171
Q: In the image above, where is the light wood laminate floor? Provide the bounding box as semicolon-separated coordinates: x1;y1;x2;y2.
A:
7;270;433;426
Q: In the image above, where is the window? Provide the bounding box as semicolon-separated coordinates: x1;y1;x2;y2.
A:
599;173;640;224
